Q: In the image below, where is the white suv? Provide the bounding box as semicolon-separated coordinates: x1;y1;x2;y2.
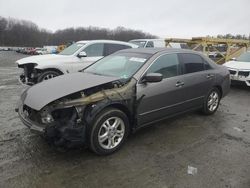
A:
16;40;138;85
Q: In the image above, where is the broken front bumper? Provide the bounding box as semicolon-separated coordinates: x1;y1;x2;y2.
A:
16;104;87;146
17;105;45;134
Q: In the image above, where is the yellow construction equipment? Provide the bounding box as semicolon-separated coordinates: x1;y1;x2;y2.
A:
57;45;66;53
165;37;250;64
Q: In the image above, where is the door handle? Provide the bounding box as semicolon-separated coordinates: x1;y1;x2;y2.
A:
206;74;215;79
176;81;184;87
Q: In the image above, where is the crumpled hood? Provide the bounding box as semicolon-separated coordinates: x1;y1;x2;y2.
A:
16;54;73;65
23;73;119;111
223;61;250;70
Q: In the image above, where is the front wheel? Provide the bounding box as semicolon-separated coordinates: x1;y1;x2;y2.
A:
202;88;221;115
37;70;60;83
89;108;130;155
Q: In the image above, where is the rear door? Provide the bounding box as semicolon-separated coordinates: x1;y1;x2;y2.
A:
177;53;215;108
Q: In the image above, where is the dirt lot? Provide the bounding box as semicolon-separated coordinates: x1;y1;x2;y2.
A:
0;51;250;188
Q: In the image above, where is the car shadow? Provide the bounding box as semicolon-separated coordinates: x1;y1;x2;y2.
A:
230;82;250;91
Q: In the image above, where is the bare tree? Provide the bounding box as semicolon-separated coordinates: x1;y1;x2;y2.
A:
0;16;157;47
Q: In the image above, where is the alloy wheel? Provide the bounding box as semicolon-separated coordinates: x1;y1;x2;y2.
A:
98;117;125;150
207;91;219;112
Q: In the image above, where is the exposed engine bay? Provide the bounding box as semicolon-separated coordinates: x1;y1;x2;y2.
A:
18;78;137;147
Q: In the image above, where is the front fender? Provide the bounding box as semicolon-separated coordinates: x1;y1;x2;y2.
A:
83;99;135;129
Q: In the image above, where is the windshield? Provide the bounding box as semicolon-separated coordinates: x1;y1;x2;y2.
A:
84;52;151;78
130;41;146;48
236;52;250;62
59;43;85;55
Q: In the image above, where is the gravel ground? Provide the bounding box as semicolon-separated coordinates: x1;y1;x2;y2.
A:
0;51;250;188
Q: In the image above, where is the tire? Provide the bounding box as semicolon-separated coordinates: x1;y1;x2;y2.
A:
37;70;60;83
89;108;130;155
202;87;221;115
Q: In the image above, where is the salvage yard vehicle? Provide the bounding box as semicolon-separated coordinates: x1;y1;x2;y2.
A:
16;48;230;155
16;40;138;85
34;48;49;55
129;39;189;49
223;51;250;86
129;39;166;48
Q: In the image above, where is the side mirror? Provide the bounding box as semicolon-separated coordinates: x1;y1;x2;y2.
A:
78;51;87;58
142;73;163;83
230;57;236;61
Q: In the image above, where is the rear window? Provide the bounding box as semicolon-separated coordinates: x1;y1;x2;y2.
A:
104;43;131;56
180;53;205;74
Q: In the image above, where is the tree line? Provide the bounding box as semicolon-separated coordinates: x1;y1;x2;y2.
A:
216;34;250;40
0;16;157;47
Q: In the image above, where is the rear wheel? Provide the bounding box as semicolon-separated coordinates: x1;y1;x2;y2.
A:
202;88;221;115
37;70;60;83
89;108;130;155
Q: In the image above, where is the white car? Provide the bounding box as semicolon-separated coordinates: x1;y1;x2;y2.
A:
223;51;250;86
35;48;49;55
16;40;138;85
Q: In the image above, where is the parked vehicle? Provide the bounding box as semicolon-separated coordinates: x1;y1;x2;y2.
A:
17;48;230;155
2;47;10;51
16;40;138;85
34;48;48;55
223;51;250;86
27;48;38;55
43;46;58;54
129;39;189;49
129;39;165;48
23;47;34;54
19;48;26;54
16;48;22;53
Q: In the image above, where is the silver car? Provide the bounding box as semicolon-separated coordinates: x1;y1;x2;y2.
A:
16;48;230;155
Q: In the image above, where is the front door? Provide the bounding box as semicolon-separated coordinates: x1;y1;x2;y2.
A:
136;53;186;127
71;43;104;72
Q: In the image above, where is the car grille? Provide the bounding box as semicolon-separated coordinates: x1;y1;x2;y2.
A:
229;70;237;75
238;71;250;77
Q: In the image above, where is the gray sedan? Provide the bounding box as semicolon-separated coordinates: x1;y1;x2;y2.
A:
16;48;230;155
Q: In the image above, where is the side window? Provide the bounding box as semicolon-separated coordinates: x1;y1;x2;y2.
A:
147;53;179;79
146;41;154;48
104;44;131;56
180;53;204;74
83;43;104;57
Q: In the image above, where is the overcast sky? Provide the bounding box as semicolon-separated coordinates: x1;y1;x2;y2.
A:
0;0;249;38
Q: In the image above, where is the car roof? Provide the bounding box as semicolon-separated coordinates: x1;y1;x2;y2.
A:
76;40;137;47
117;47;198;55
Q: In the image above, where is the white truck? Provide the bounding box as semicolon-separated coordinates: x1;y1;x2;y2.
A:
129;39;189;49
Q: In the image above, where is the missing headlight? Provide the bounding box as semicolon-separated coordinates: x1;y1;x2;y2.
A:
41;113;54;124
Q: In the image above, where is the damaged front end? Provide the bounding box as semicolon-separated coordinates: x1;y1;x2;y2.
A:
18;63;40;85
17;78;137;147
